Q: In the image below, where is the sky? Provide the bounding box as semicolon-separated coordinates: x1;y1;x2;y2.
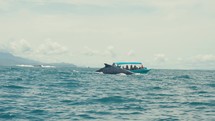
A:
0;0;215;69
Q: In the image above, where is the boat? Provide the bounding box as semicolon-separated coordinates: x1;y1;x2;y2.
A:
113;62;150;74
96;62;150;75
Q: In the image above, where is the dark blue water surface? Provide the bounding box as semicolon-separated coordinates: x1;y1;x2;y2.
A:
0;66;215;121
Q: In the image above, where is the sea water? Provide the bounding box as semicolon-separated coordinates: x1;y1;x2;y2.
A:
0;66;214;121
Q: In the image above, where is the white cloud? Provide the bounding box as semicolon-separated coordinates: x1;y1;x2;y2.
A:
103;46;117;58
36;40;68;55
154;54;168;63
126;49;135;57
168;55;215;70
82;45;117;58
192;54;215;62
182;54;215;70
0;39;70;63
82;46;99;56
1;39;32;54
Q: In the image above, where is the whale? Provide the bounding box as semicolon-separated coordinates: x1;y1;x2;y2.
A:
96;63;133;75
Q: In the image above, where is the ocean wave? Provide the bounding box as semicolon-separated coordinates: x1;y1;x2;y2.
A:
0;68;214;121
172;75;192;80
2;85;28;89
86;110;112;115
134;73;142;76
76;114;96;120
93;96;140;104
95;72;104;74
72;70;79;73
40;65;55;68
0;113;16;119
16;64;34;67
117;73;127;76
182;102;215;107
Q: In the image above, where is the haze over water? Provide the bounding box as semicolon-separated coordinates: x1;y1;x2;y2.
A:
0;66;214;120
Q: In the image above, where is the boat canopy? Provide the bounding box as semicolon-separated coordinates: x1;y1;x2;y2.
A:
114;62;142;65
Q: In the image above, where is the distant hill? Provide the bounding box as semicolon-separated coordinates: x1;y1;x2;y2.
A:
0;52;40;66
0;52;77;67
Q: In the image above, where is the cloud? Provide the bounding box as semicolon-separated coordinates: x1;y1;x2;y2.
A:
169;55;215;70
36;40;68;55
1;39;68;55
126;49;135;57
82;46;99;56
0;39;32;54
183;54;215;70
0;39;70;63
82;45;117;58
103;46;117;58
192;54;215;62
154;54;168;63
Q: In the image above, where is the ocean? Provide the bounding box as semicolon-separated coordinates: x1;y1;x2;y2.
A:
0;66;214;121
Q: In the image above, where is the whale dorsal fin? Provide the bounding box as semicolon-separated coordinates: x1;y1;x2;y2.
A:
104;63;112;67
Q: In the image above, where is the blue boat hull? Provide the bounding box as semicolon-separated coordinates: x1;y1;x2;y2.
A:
129;68;150;74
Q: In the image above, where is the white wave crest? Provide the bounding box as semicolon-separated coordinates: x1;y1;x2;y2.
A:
95;72;104;74
72;70;79;73
41;65;55;68
117;73;127;76
16;65;34;67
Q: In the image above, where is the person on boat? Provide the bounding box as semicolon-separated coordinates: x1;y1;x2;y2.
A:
134;65;138;70
130;65;133;70
125;65;128;70
140;65;144;69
